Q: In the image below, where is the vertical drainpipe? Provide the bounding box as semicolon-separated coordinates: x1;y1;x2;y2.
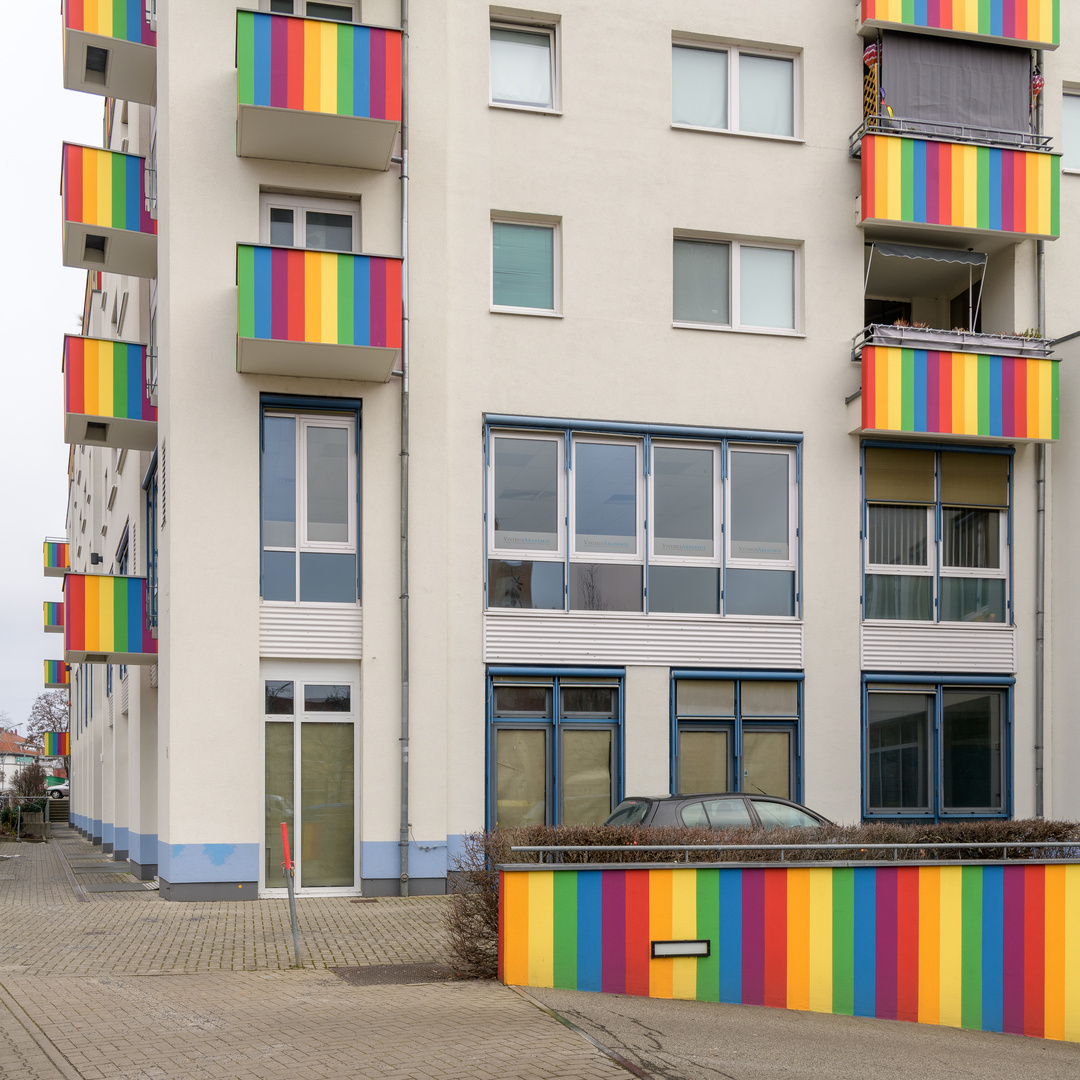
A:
398;0;411;894
1034;49;1046;818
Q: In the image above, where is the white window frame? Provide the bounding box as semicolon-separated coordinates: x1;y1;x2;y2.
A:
487;429;566;561
490;215;561;316
864;504;936;579
489;17;560;114
1063;90;1080;173
939;505;1008;583
673;235;802;336
259;193;361;253
569;434;645;566
671;40;800;141
724;444;798;573
261;0;360;21
648;440;722;568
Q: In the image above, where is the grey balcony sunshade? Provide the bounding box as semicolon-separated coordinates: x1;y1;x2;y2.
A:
871;242;986;267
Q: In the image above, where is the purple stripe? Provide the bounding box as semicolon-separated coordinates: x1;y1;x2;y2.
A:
1002;358;1016;438
742;869;765;1006
371;29;386;120
370;259;387;346
271;248;289;341
875;867;898;1020
1002;865;1025;1034
926;351;940;431
926;141;940;225
602;871;626;994
270;17;288;108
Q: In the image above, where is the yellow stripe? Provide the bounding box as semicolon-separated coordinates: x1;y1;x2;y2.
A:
963;0;978;35
649;869;674;998
305;250;322;342
918;867;940;1025
786;869;811;1011
319;20;337;115
1028;357;1041;438
886;347;902;429
671;870;697;1000
304;20;321;113
321;252;337;344
1064;866;1080;1042
97;148;112;229
527;872;554;988
1045;865;1067;1041
938;866;963;1028
886;137;902;222
503;873;529;985
807;868;833;1013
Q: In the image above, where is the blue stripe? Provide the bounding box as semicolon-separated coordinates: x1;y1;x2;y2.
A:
126;1;141;44
253;246;273;339
577;872;603;992
913;139;927;223
989;149;1002;232
914;0;928;26
125;155;141;232
353;255;371;347
991;1;1004;39
127;577;142;652
717;869;743;1003
913;350;927;431
989;355;1003;437
981;865;1004;1032
353;26;370;119
852;867;876;1018
254;12;272;107
126;344;142;420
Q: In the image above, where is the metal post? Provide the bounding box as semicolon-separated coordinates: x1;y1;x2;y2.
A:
280;822;302;967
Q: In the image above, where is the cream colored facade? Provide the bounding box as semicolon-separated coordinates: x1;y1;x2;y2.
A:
54;1;1080;900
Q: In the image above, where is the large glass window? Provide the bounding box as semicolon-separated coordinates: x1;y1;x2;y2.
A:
487;428;799;616
864;447;1009;623
489;672;621;828
1064;93;1080;171
490;23;556;110
259;193;359;253
262;406;358;604
673;676;801;800
492;220;558;312
865;683;1007;819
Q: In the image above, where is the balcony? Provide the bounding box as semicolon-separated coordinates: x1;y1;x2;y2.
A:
62;144;157;278
45;661;70;690
236;10;401;170
64;335;157;451
855;327;1058;442
63;0;156;104
44;602;64;635
856;132;1059;240
64;573;158;665
236;244;402;380
858;0;1059;50
44;539;70;578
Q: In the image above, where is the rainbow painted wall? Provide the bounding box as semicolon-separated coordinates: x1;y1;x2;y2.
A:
43;732;71;757
860;0;1058;46
237;11;401;120
62;144;156;235
862;346;1058;440
237;245;402;350
499;864;1080;1041
65;336;155;423
861;136;1059;239
44;541;70;575
64;574;156;659
45;661;69;688
44;602;64;632
65;0;156;46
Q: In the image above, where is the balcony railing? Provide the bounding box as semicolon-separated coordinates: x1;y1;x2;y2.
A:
858;0;1059;50
64;335;157;451
61;144;157;278
850;116;1052;157
857;133;1059;239
64;573;158;665
236;244;402;381
44;602;64;635
44;539;70;578
45;661;70;689
236;10;402;170
63;0;157;104
853;324;1052;360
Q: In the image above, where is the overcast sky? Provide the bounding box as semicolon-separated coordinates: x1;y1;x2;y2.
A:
0;9;102;731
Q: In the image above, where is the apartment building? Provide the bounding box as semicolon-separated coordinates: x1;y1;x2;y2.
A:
42;0;1080;900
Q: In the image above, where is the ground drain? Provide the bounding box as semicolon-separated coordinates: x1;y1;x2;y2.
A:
330;963;467;986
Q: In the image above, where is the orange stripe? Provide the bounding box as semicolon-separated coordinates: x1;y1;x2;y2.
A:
649;869;674;998
918;867;940;1025
786;868;811;1011
502;873;529;985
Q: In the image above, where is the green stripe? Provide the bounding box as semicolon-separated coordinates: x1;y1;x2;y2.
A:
977;146;990;231
900;349;915;431
113;578;128;653
1051;157;1060;237
237;11;255;107
902;0;915;22
960;866;982;1029
978;0;990;36
112;152;126;230
337;254;354;345
238;245;255;339
901;139;914;222
337;23;353;117
113;345;126;420
977;355;990;435
1052;361;1060;439
832;868;854;1016
696;869;720;1002
114;0;126;40
552;872;577;989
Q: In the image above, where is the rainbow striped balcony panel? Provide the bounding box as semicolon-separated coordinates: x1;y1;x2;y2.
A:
43;732;71;757
500;863;1080;1041
862;346;1058;441
859;0;1058;48
236;11;401;170
64;336;157;451
861;135;1059;240
62;144;157;278
63;0;156;104
44;602;65;635
237;244;402;381
45;661;70;690
44;540;70;578
64;574;157;666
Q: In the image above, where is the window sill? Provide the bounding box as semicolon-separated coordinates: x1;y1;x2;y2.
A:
485;607;802;622
672;321;804;339
490;102;562;117
491;306;564;318
1062;168;1080;175
670;123;804;145
861;618;1013;628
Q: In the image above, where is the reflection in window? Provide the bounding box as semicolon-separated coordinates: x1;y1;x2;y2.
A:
490;26;553;109
304;684;351;712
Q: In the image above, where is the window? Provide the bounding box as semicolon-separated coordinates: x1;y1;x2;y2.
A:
673;675;801;801
1063;92;1080;171
487;424;799;616
865;681;1009;820
491;218;558;313
490;20;557;111
489;671;622;827
261;401;359;604
260;193;359;253
673;238;798;332
265;0;358;21
143;450;159;632
672;43;796;138
863;447;1009;623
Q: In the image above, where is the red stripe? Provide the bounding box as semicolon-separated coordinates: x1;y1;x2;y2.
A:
384;31;402;123
624;872;651;997
1014;358;1027;436
938;144;952;227
763;870;787;1008
68;0;85;32
65;575;84;653
287;17;305;110
67;337;85;414
65;146;82;224
938;356;952;433
1023;865;1045;1037
287;249;305;341
896;867;920;1022
1014;0;1028;42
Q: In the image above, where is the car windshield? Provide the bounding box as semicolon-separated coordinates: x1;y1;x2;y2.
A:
604;800;650;826
751;799;822;829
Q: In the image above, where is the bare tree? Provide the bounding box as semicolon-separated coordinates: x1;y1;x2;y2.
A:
25;692;69;744
14;761;47;798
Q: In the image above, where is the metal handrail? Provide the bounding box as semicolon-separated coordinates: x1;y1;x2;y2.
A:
851;323;1052;361
850;116;1053;158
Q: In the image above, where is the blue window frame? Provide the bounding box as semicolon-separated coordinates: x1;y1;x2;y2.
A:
485;416;802;617
115;527;130;680
670;670;803;801
862;675;1012;821
260;395;362;604
486;666;624;828
143;450;159;631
